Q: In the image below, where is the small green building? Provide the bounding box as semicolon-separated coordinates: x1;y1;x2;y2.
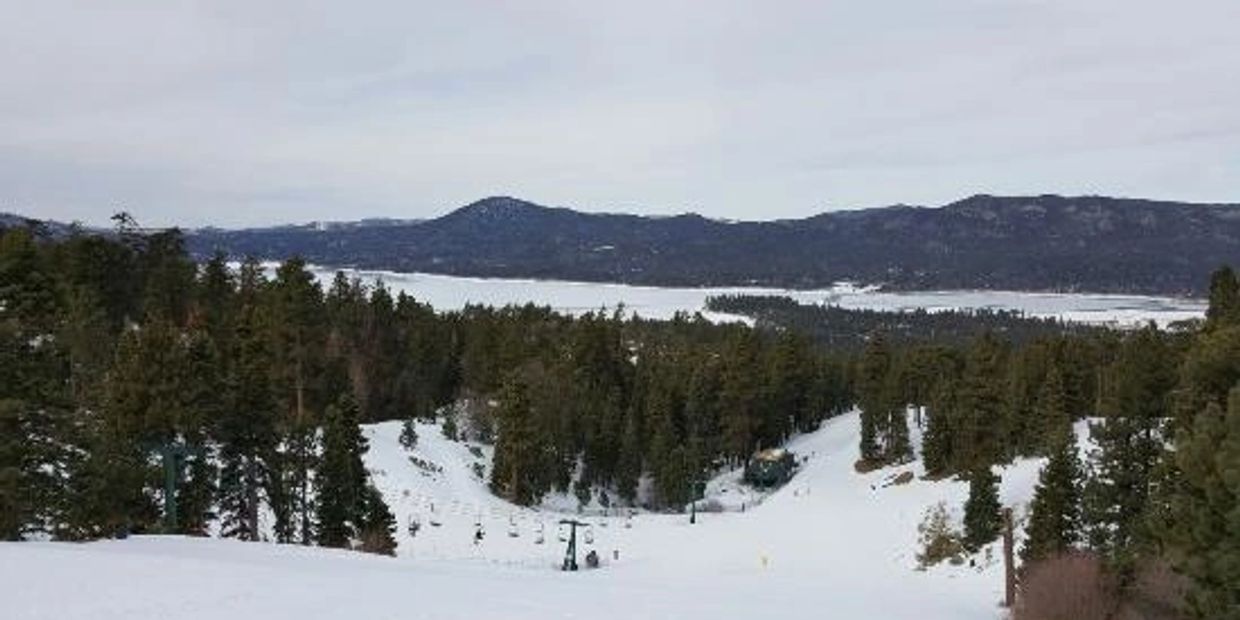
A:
743;448;797;488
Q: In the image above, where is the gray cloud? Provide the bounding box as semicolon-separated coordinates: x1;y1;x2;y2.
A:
2;0;1238;227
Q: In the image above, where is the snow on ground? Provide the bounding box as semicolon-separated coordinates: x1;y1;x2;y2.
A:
2;411;1060;620
297;265;1206;327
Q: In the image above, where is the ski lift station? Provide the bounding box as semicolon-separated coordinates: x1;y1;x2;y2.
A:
743;448;796;488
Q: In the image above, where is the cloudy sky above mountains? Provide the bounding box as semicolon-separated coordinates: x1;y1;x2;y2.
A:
3;1;1239;227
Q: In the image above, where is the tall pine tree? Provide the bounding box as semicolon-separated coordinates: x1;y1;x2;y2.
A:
1021;431;1083;564
316;391;368;548
1164;388;1240;618
963;467;1001;551
1084;326;1174;563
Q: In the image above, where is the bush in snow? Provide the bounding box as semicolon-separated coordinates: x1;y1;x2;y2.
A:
1015;552;1115;620
1017;552;1187;620
916;502;965;569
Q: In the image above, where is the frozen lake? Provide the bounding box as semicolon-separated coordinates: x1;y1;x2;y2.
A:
304;266;1206;327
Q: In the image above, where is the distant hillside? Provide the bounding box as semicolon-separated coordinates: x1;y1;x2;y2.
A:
8;194;1239;295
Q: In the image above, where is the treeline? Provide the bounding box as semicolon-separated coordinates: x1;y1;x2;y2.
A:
0;223;850;548
706;294;1102;350
850;269;1240;617
486;314;849;508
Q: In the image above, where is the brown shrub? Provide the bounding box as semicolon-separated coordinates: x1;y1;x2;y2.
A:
357;526;397;557
1016;552;1118;620
1115;559;1188;620
1017;552;1188;620
889;471;915;486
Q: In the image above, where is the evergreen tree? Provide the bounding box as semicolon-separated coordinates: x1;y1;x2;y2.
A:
884;363;912;464
764;332;811;444
963;467;1001;551
857;334;892;463
956;333;1008;471
0;229;77;538
647;374;689;508
177;331;224;535
0;400;21;539
1034;363;1072;452
358;483;397;556
1002;342;1054;458
197;252;236;348
1084;326;1174;562
922;378;956;477
133;230;194;326
218;258;278;541
1177;323;1240;429
268;257;325;544
1206;265;1240;329
719;333;760;461
615;371;647;504
315;392;368;548
489;373;542;505
1164;388;1240;618
1021;432;1083;564
399;418;418;451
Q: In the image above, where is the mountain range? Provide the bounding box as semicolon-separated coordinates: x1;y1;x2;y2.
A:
7;194;1239;295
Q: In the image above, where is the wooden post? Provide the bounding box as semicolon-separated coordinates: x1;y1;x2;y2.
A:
1002;507;1015;608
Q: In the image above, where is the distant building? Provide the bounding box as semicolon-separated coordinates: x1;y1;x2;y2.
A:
743;448;796;488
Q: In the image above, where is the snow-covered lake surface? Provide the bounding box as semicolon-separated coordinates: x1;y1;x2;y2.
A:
305;266;1207;327
3;411;1055;620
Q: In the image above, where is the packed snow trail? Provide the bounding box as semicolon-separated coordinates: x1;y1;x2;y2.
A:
2;411;1046;619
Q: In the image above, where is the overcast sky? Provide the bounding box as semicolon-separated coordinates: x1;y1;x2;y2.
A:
3;1;1239;228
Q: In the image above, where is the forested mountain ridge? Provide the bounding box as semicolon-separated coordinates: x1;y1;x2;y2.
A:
173;194;1240;295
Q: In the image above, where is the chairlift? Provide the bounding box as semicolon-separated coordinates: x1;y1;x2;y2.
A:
534;522;545;545
429;502;442;527
507;515;519;538
557;523;569;543
583;525;594;545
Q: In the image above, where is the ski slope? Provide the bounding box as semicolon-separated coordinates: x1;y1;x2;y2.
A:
2;411;1048;619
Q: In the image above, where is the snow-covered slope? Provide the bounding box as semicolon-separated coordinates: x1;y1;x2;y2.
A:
3;411;1051;619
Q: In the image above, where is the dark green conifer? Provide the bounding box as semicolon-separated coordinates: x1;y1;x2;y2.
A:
315;392;368;548
1164;389;1240;618
956;333;1008;471
1021;432;1083;563
1206;265;1240;329
1084;326;1174;562
963;467;1001;551
857;334;892;463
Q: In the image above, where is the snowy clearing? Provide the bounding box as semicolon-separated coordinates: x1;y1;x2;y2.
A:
2;411;1054;620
